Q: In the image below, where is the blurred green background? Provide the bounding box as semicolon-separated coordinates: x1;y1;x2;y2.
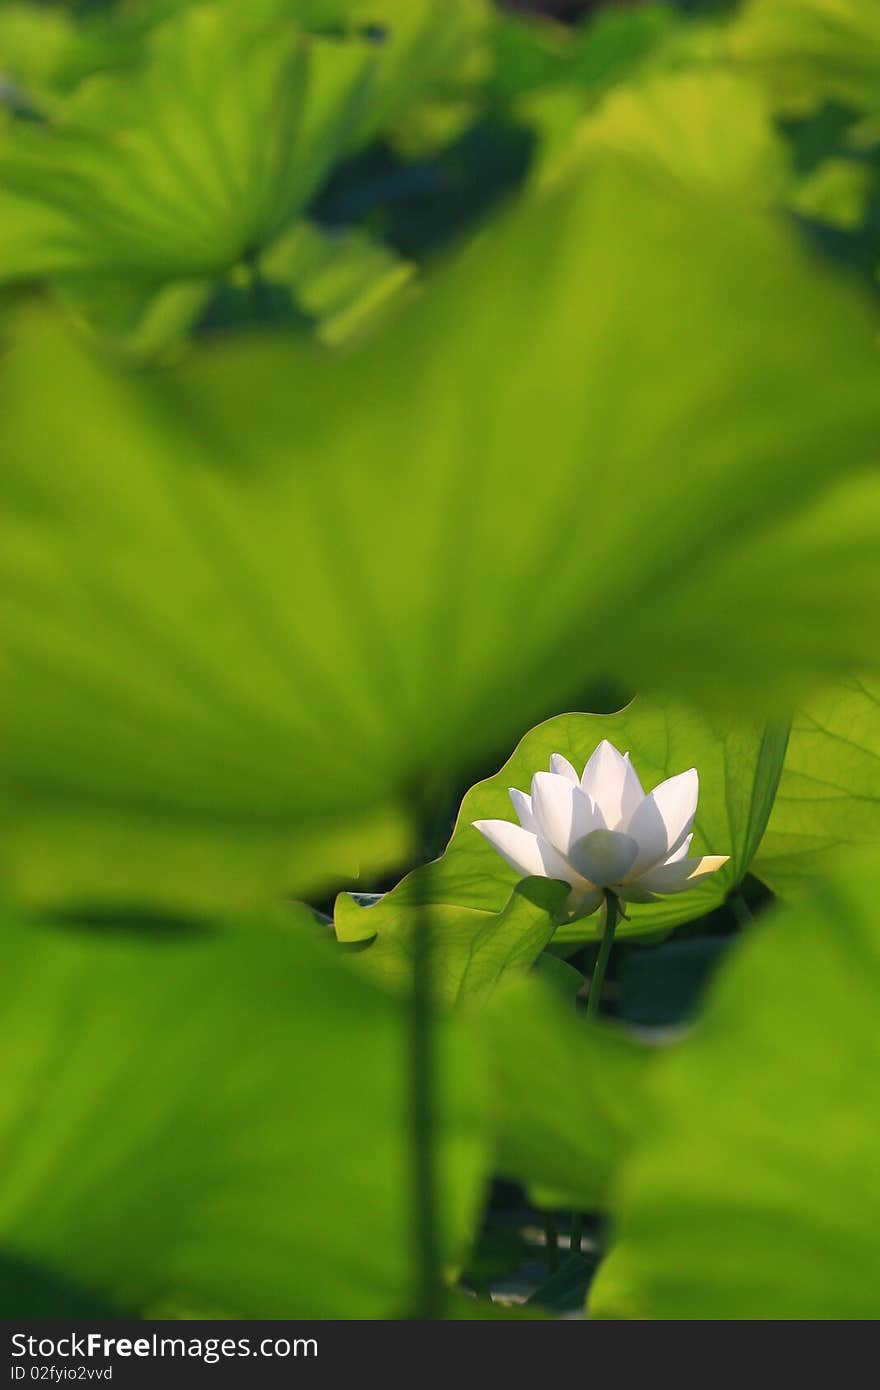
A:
1;0;879;1321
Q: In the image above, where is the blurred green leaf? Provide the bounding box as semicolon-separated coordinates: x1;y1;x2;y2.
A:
61;221;414;361
2;153;879;913
562;69;790;203
568;3;685;92
225;220;414;346
492;2;679;102
730;0;880;117
533;949;584;1000
338;700;786;950
789;156;874;230
170;0;493;157
509;8;728;178
340;878;568;1007
590;852;880;1319
474;974;655;1211
0;6;376;282
0;1;484;347
754;675;880;898
54;273;214;364
343;0;492;156
0;905;487;1318
0;5;80;107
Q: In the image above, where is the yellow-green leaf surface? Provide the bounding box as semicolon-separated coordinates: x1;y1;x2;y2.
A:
60;222;414;362
2;150;878;915
0;906;486;1318
730;0;880;116
474;974;655;1211
0;5;79;105
753;675;880;898
330;0;492;154
344;878;568;1006
590;853;880;1319
0;6;376;281
561;69;790;203
337;701;788;950
201;0;493;156
0;0;489;143
790;157;874;230
241;221;414;347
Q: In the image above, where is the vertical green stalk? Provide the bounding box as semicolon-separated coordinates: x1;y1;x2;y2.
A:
570;892;619;1262
412;876;442;1319
586;890;619;1020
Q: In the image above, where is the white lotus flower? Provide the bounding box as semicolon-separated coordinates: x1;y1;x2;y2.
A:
473;740;729;919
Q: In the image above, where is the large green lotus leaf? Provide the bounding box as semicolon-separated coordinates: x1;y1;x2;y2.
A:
789;156;874;231
344;878;569;1006
493;3;697;109
115;0;491;154
255;221;414;346
146;162;880;712
57;221;414;362
244;0;492;152
372;1;491;157
2;150;879;914
510;11;747;183
473;974;655;1211
553;63;869;247
590;853;880;1319
0;5;80;106
753;675;880;898
0;904;486;1318
323;0;493;154
730;0;880;116
337;701;788;949
0;4;186;112
0;6;377;281
0;4;190;111
563;69;789;203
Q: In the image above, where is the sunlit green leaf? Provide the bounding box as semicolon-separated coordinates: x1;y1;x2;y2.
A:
0;5;79;108
233;220;414;346
0;6;376;282
562;69;789;203
790;156;874;230
590;852;880;1319
344;0;492;156
337;700;787;950
509;9;729;178
753;675;880;898
730;0;880;117
54;273;213;364
0;905;486;1318
339;877;568;1006
59;221;414;361
178;0;493;157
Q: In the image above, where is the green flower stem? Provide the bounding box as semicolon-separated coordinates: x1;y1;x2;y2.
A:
586;890;619;1020
545;1213;560;1274
574;894;620;1263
